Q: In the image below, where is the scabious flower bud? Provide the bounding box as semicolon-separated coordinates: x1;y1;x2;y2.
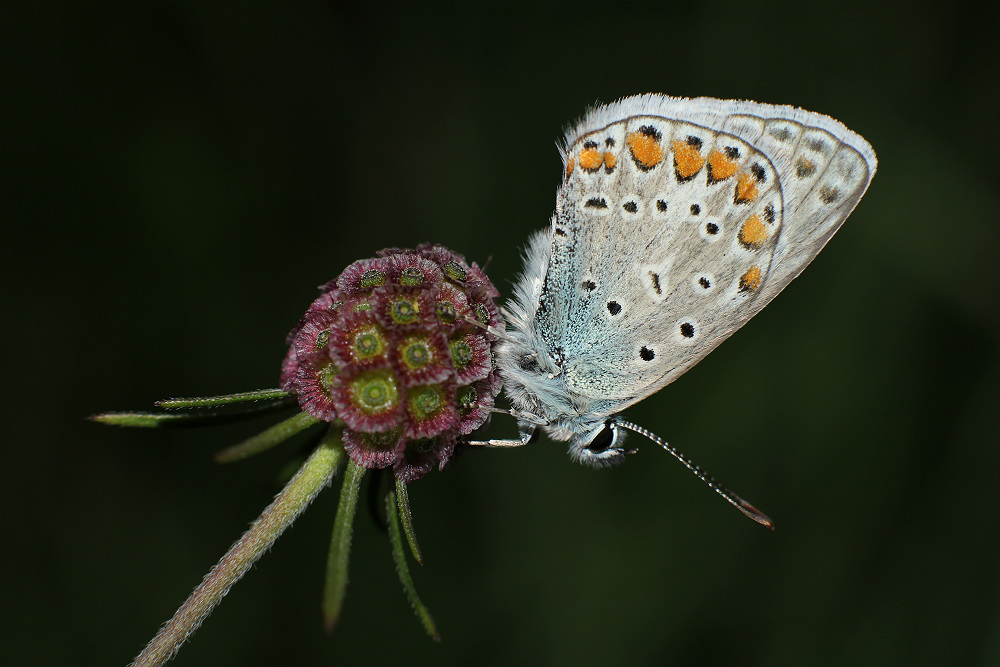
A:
281;244;502;482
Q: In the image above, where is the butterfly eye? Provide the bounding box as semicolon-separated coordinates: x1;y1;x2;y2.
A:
572;420;635;468
586;421;618;454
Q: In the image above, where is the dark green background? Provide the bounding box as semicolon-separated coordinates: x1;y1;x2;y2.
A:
3;2;997;666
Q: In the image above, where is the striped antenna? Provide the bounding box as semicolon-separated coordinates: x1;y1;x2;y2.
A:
616;420;774;529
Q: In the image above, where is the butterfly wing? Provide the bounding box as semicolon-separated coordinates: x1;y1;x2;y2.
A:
529;95;876;422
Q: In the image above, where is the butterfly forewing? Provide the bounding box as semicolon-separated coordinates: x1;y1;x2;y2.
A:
539;96;875;411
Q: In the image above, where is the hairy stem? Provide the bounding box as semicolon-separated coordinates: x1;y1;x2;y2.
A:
129;427;345;667
156;389;291;409
214;411;320;463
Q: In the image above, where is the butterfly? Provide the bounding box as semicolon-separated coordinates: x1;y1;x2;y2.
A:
491;95;876;523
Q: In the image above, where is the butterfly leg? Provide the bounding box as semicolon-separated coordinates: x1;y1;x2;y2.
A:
465;425;539;448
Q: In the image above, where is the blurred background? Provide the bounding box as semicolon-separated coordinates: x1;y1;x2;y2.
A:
2;2;997;666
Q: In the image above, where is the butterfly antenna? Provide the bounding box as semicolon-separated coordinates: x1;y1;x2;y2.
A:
617;420;774;530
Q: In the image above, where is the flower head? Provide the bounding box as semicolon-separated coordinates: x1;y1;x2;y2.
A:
282;244;503;480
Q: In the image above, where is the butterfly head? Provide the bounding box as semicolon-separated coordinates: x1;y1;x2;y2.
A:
566;418;636;468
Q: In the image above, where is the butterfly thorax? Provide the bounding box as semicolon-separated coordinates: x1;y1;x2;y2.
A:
498;231;620;459
496;334;613;456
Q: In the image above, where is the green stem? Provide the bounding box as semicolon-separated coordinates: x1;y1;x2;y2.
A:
214;411;321;463
129;428;345;667
395;478;423;564
387;486;440;641
323;459;367;631
89;397;297;429
156;389;291;409
89;412;205;428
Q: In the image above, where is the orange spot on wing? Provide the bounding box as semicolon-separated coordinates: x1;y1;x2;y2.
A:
739;266;762;292
673;140;706;179
735;172;759;204
626;131;663;169
707;149;739;181
603;151;617;169
738;214;768;249
565;157;574;179
579;147;603;171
